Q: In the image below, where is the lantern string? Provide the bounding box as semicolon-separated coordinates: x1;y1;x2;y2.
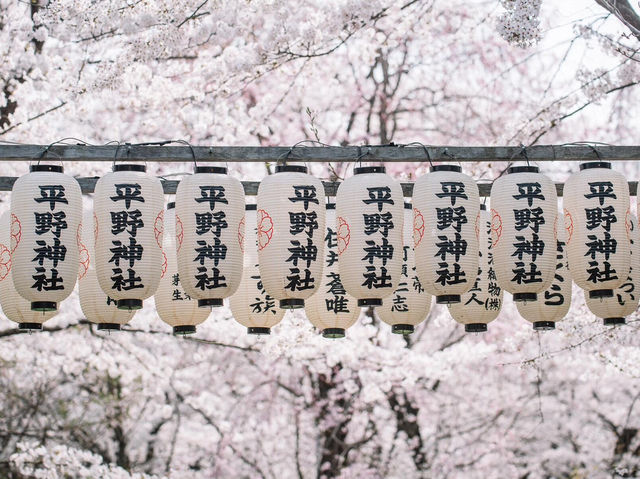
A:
519;144;531;167
170;139;198;169
403;142;434;169
355;146;371;169
442;148;461;169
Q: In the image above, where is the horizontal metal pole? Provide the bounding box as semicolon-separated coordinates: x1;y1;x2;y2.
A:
0;176;637;197
1;144;640;162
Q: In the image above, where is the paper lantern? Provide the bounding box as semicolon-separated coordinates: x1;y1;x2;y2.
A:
490;166;557;302
0;212;56;328
230;205;285;334
516;214;571;330
155;203;211;334
377;203;432;334
256;165;326;309
94;164;164;310
78;211;136;330
175;166;245;308
448;205;503;332
10;164;82;314
304;204;360;338
336;166;403;307
564;161;630;299
413;165;479;304
585;215;639;325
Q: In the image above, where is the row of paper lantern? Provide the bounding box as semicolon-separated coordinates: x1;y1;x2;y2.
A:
0;161;636;338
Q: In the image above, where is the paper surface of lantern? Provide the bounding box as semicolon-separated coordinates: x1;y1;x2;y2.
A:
516;214;572;330
0;212;56;328
256;165;326;309
155;204;211;334
78;211;136;330
304;204;360;338
564;161;630;299
377;203;432;334
10;164;82;314
490;166;558;302
336;166;403;307
93;164;164;310
175;167;245;308
412;165;479;304
585;215;639;325
230;205;285;334
448;205;503;332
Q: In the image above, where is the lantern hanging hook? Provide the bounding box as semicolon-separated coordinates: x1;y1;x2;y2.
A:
519;144;530;167
403;142;434;168
442;148;460;168
355;146;372;169
170;139;198;169
35;138;67;167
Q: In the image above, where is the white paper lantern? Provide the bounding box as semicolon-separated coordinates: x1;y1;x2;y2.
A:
10;164;82;315
336;166;403;307
490;166;558;302
94;164;164;310
175;166;245;308
304;204;360;338
155;203;211;334
377;203;432;334
256;165;326;309
78;211;136;330
413;165;479;304
448;205;503;332
585;215;639;325
0;212;56;328
516;213;572;330
230;205;285;334
564;161;630;300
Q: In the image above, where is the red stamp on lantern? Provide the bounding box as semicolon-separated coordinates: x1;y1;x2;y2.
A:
413;208;424;248
563;209;573;244
490;209;502;247
257;209;273;251
10;214;21;252
77;223;90;280
238;215;246;252
0;243;11;281
176;215;184;252
154;210;164;248
337;216;350;255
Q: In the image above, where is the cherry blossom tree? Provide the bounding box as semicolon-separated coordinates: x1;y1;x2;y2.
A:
0;1;639;478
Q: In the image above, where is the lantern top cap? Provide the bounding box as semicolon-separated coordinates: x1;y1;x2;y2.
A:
245;204;257;210
507;165;539;174
30;164;63;173
354;166;385;175
113;164;146;173
195;166;227;174
480;203;487;210
580;161;611;171
326;203;336;210
275;165;307;173
167;202;175;209
404;202;412;209
430;164;461;173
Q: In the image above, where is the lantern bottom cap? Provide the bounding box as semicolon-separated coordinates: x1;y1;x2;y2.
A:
604;317;625;326
173;325;197;335
513;293;537;302
18;322;43;331
248;327;270;335
436;295;460;305
533;321;555;331
589;289;614;299
31;301;56;312
97;323;122;331
358;298;382;307
117;299;143;310
322;328;346;339
280;299;304;309
465;323;488;333
392;324;414;335
198;298;223;307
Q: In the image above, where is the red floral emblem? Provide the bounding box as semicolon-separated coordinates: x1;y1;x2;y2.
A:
625;208;632;239
160;251;168;278
257;210;273;251
10;214;21;252
77;223;90;280
0;243;11;281
413;208;425;248
238;215;246;252
154;210;164;248
563;209;574;244
337;216;350;255
474;211;481;241
490;209;502;247
93;212;99;243
176;215;184;252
